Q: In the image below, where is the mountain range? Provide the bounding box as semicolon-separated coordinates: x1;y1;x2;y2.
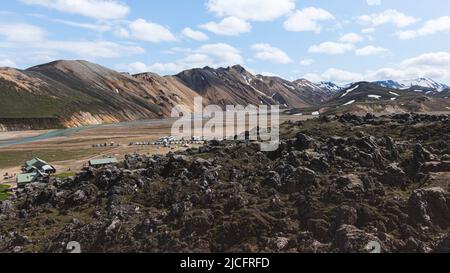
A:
319;78;449;94
0;60;449;130
374;78;449;93
313;81;450;116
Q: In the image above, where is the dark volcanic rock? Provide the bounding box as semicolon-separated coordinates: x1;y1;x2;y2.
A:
435;233;450;253
381;163;408;187
1;114;449;253
408;187;450;227
333;225;381;253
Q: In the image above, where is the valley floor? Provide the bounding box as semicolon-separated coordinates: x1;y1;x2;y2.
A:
0;114;310;187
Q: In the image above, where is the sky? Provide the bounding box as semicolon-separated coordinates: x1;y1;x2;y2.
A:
1;0;450;84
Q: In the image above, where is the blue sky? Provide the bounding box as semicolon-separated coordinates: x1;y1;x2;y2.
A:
1;0;450;84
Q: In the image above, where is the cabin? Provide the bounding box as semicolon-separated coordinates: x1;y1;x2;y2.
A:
22;158;56;174
17;172;42;188
16;158;55;187
88;157;119;168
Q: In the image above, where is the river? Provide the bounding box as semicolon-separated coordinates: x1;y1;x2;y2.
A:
0;118;177;148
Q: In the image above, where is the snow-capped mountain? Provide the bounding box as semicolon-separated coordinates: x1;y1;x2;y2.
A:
374;78;448;92
294;79;325;91
400;78;448;92
374;80;405;90
316;81;342;93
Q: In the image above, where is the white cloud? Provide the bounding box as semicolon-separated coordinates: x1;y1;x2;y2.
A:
369;64;449;81
396;16;450;40
322;68;364;83
300;59;313;66
28;51;60;63
401;51;450;68
206;0;295;22
340;33;364;43
357;9;419;27
366;0;381;6
304;51;450;84
259;71;282;77
198;43;244;66
251;43;292;64
114;27;130;38
21;0;130;20
307;68;364;84
181;28;209;41
308;42;354;55
116;62;147;74
200;17;251;36
355;45;389;56
43;41;145;59
302;73;322;83
118;43;244;75
53;19;111;32
29;13;112;32
1;39;145;59
116;61;180;75
0;59;16;67
396;30;416;40
284;7;335;33
0;23;46;42
362;27;376;33
128;19;177;43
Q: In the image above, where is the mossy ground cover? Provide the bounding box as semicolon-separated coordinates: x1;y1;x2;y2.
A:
0;184;10;201
0;149;95;168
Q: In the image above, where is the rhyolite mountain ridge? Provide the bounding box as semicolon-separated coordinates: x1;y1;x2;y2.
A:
0;60;449;131
0;61;199;130
0;60;329;131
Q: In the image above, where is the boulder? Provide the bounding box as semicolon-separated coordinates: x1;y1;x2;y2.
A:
296;167;318;187
71;190;87;204
225;194;248;211
274;237;290;250
170;201;192;218
336;206;358;226
265;171;281;188
103;218;121;241
408;187;450;227
307;219;330;241
435;233;450;253
333;225;381;253
0;200;14;214
185;210;214;233
421;161;450;173
336;174;365;198
281;167;318;192
383;136;399;160
294;133;316;151
0;200;15;218
381;163;407;187
413;144;435;164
